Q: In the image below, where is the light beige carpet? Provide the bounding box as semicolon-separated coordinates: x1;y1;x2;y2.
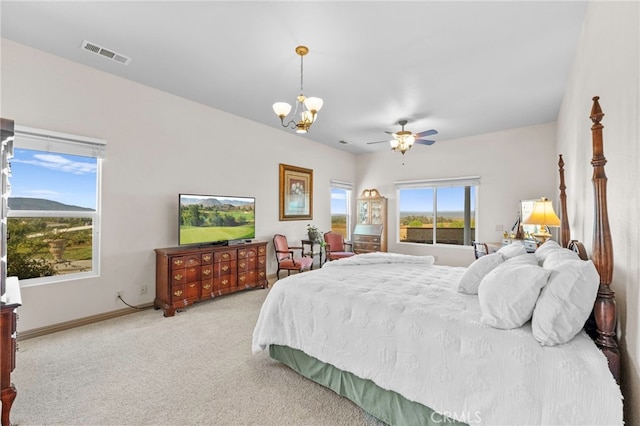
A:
11;287;382;425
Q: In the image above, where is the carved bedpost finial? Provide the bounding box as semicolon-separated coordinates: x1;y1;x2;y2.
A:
558;155;570;248
590;96;604;125
589;96;619;383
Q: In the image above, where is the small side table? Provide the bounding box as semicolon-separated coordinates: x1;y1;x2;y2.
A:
301;239;324;269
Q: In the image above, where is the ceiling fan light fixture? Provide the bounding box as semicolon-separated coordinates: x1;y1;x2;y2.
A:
273;46;323;133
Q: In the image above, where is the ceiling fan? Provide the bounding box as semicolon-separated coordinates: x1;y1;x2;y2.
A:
367;119;438;155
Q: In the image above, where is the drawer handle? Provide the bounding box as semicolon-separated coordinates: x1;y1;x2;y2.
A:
259;272;265;278
259;247;265;254
203;284;211;290
222;279;229;286
259;259;265;266
174;290;183;297
239;276;245;282
174;259;183;266
239;250;246;256
174;274;183;281
222;253;230;260
222;265;229;272
239;262;246;268
189;283;196;288
203;269;211;276
203;255;211;261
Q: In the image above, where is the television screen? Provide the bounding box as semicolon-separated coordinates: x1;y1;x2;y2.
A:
179;194;255;246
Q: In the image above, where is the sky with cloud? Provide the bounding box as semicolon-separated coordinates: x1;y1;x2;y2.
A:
9;148;97;210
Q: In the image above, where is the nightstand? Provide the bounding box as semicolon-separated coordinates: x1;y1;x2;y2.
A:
502;238;538;253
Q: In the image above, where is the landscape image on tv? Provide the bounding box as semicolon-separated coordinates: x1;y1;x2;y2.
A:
179;194;255;245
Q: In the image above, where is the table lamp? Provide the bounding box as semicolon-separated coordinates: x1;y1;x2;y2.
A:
522;197;561;244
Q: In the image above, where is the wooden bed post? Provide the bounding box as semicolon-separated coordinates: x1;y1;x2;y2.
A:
589;96;620;383
558;155;570;248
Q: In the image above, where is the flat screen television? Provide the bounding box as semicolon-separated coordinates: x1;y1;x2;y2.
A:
178;194;255;246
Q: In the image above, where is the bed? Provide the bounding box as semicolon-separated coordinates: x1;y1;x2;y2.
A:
252;97;623;425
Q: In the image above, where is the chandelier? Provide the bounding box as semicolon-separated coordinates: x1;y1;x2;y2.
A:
272;46;323;134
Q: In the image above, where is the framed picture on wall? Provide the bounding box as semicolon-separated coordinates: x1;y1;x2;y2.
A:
279;163;313;221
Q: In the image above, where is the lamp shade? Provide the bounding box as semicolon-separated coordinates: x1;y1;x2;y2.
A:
272;102;292;118
304;97;323;112
522;198;561;227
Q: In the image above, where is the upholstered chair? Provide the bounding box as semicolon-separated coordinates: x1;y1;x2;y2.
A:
323;231;355;261
273;234;314;279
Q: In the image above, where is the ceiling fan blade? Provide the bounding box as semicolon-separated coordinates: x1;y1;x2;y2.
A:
367;140;391;145
384;131;395;136
415;129;438;138
415;139;436;146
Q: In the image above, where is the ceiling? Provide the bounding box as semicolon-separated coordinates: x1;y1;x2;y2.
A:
0;1;588;154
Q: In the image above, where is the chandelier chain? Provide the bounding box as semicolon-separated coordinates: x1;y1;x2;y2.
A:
300;54;304;94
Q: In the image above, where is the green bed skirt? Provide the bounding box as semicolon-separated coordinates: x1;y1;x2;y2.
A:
269;345;467;426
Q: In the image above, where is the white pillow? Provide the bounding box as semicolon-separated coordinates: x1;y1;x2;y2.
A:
535;240;563;265
503;253;538;266
458;253;504;295
542;249;581;270
478;263;550;329
497;241;527;259
532;260;600;346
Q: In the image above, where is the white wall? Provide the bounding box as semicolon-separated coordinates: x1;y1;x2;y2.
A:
1;39;356;331
556;1;640;422
356;122;558;266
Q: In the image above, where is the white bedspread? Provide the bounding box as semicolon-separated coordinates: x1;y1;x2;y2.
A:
252;253;623;425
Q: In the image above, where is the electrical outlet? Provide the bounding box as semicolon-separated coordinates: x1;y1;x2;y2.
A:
140;284;147;295
116;290;123;300
495;224;504;232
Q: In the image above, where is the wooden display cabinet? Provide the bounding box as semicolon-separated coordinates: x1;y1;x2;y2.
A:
154;241;267;317
1;278;21;426
354;189;387;253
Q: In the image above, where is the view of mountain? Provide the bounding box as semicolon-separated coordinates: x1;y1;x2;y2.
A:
180;196;254;208
8;197;94;211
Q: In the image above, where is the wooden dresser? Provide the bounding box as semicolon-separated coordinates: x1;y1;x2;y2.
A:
1;277;21;426
154;241;267;317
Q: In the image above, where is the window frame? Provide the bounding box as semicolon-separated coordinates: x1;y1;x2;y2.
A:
395;176;479;246
8;126;105;286
330;180;352;240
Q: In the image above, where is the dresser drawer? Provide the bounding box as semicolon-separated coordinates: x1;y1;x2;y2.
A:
171;256;186;269
186;266;201;283
171;269;186;286
214;261;236;276
354;242;380;253
214;250;236;262
185;282;200;300
354;235;380;243
184;255;201;267
201;265;213;278
201;252;213;264
171;285;186;301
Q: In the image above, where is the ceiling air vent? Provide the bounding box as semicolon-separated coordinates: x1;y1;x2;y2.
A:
81;40;131;65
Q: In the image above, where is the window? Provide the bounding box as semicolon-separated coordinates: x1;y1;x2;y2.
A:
330;181;352;239
7;126;105;284
396;177;479;246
